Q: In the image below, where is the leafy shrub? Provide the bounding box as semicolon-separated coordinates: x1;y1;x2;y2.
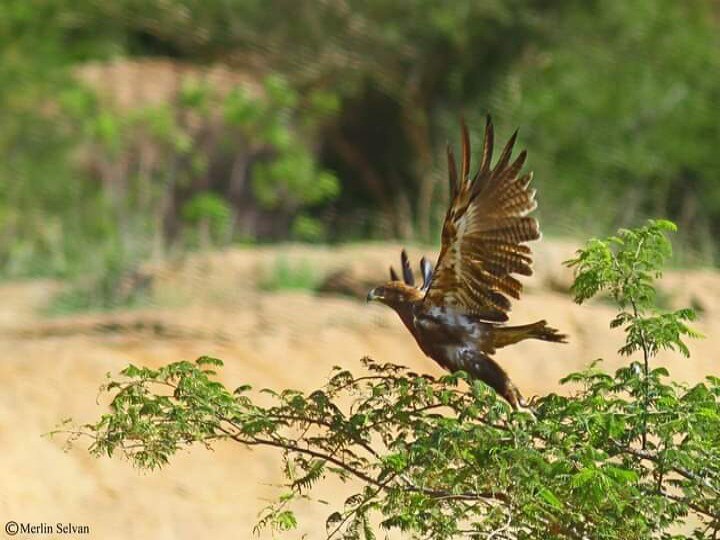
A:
225;75;340;238
46;259;152;315
181;191;232;246
291;214;327;243
62;221;719;538
258;256;321;292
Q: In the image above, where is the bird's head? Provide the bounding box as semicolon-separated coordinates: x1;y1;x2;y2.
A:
366;281;422;308
367;249;432;309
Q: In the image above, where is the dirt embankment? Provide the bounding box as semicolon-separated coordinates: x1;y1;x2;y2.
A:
1;242;718;539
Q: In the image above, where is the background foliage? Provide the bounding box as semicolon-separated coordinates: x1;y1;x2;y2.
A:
2;0;720;282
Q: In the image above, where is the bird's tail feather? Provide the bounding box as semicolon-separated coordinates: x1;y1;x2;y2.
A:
492;320;567;349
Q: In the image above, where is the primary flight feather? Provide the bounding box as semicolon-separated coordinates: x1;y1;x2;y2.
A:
367;117;566;408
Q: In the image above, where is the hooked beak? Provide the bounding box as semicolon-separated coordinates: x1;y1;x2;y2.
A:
366;288;381;303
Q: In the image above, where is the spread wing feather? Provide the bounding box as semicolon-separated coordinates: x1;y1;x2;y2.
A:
400;249;415;286
420;257;433;291
424;117;539;322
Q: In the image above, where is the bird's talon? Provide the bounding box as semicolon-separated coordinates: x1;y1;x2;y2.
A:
514;403;537;421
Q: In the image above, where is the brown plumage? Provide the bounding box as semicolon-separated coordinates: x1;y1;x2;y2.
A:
367;117;566;408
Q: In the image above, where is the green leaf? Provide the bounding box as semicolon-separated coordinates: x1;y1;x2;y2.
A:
538;487;563;509
196;356;224;367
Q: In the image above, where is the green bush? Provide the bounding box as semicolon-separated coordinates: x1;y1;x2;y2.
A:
258;256;320;292
181;191;232;247
62;221;718;538
46;258;152;315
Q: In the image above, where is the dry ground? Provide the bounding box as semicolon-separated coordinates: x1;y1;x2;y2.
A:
1;242;718;539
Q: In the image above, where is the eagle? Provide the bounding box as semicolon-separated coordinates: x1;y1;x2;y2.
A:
367;117;566;409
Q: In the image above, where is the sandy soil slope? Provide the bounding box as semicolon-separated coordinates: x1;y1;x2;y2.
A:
1;242;718;539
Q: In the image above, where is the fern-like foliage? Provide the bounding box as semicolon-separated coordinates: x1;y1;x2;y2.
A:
59;221;719;539
566;219;702;361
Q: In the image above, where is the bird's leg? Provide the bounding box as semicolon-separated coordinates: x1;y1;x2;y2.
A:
459;350;527;410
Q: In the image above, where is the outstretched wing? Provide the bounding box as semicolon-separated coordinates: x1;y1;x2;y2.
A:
424;117;539;322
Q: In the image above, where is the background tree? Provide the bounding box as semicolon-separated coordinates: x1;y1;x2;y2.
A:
2;0;720;282
495;0;720;260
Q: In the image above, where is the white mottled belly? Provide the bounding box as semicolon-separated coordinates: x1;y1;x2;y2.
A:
410;304;492;371
412;305;487;342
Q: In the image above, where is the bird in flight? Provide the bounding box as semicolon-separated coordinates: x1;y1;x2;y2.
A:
367;117;566;409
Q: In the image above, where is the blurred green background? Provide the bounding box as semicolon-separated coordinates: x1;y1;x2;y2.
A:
2;0;719;290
